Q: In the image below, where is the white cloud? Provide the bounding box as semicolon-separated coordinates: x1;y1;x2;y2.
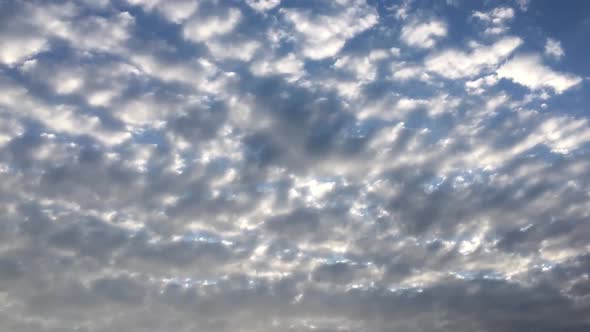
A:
473;7;515;35
536;117;590;154
181;7;261;62
246;0;281;12
129;53;235;96
400;19;447;48
334;49;389;82
465;74;499;94
183;8;241;42
0;78;131;146
207;39;260;61
497;54;582;94
0;3;134;66
281;1;378;59
51;12;135;52
157;0;199;23
251;53;305;80
391;62;431;82
396;94;461;117
2;1;590;331
54;73;84;95
473;7;515;24
426;36;522;78
545;38;565;59
0;31;47;66
126;0;199;23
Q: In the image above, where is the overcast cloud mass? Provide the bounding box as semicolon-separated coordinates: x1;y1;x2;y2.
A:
1;0;590;331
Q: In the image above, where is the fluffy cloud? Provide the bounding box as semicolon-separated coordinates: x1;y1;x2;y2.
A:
183;8;241;42
400;19;447;48
246;0;281;12
125;0;198;23
473;7;515;34
473;7;515;23
280;1;378;59
0;2;133;66
497;54;582;93
426;36;522;78
0;35;47;66
251;53;305;81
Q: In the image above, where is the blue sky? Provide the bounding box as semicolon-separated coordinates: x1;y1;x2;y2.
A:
1;0;590;331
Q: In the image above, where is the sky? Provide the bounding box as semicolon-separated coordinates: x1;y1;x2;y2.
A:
0;0;590;331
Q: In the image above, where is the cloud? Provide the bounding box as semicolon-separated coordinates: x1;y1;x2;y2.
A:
465;74;499;94
246;0;281;12
126;0;199;23
400;19;447;48
280;1;378;59
0;35;47;66
334;49;389;82
545;38;565;59
426;36;522;78
1;0;590;331
251;53;305;80
497;54;582;93
473;7;515;35
0;2;133;66
473;7;515;24
183;8;241;43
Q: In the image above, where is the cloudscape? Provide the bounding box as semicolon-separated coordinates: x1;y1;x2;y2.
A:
1;0;590;331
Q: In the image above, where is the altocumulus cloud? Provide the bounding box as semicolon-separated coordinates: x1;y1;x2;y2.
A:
1;0;590;331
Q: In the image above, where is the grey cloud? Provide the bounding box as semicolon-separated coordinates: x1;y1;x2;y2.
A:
91;275;147;304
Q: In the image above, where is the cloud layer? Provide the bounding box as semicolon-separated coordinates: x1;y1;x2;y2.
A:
0;0;589;331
